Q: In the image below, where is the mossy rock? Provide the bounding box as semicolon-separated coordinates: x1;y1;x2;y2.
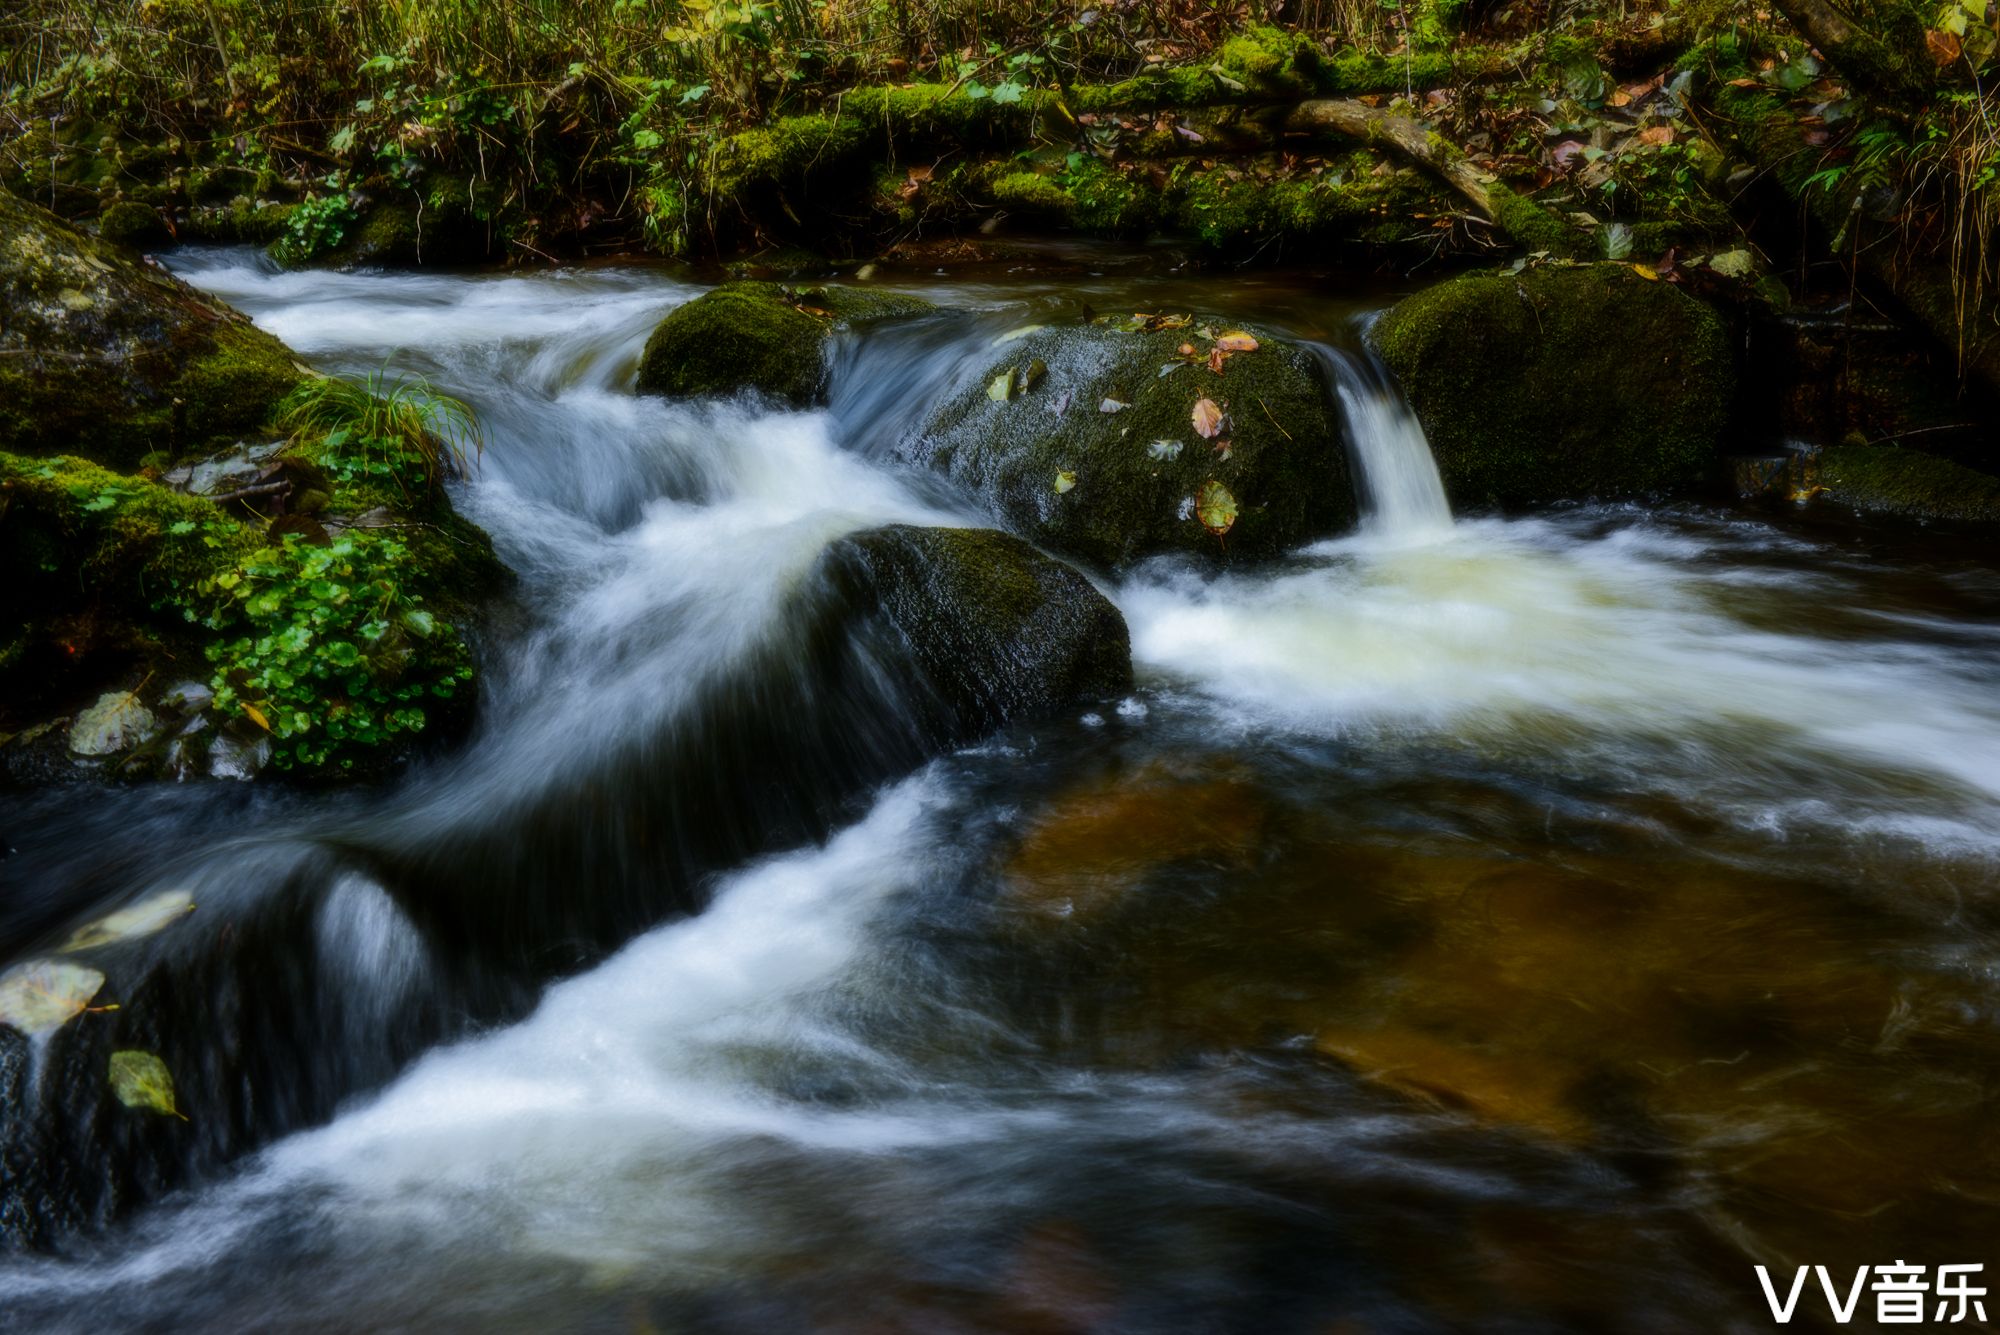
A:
1817;444;2000;524
96;200;170;250
907;319;1353;568
1370;263;1735;508
0;186;304;470
807;524;1132;735
635;280;933;406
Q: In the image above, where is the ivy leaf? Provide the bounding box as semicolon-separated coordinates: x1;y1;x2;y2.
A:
991;79;1026;104
167;520;197;536
61;890;196;953
109;1050;187;1120
0;960;108;1036
83;494;119;512
1709;249;1756;279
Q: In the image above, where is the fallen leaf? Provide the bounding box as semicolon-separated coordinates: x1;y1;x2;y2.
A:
1214;331;1259;352
1196;479;1237;536
1177;342;1196;358
1927;29;1962;65
1146;439;1184;460
1637;125;1675;146
241;702;272;732
1099;396;1130;414
1631;263;1660;281
1158;362;1185;378
987;370;1016;402
69;692;157;756
109;1050;187;1120
1191;397;1224;439
61;890;196;953
1053;470;1078;493
1208;345;1227;375
1017;358;1046;393
1709;249;1756;279
1213;440;1233;461
0;960;108;1036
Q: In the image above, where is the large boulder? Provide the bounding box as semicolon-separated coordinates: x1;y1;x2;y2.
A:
0;186;303;470
806;524;1132;735
905;318;1353;568
636;279;933;405
1370;264;1735;508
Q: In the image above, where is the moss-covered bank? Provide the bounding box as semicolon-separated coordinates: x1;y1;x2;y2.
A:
1817;445;2000;525
0;187;303;470
1371;263;1736;507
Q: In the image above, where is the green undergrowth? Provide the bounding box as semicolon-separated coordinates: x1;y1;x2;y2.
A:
0;372;502;774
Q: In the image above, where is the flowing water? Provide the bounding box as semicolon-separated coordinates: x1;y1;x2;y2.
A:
3;250;1999;1333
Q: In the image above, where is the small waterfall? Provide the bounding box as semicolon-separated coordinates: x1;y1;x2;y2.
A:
1322;338;1452;539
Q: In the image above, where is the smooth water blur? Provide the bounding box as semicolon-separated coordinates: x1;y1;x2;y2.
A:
2;249;1997;1333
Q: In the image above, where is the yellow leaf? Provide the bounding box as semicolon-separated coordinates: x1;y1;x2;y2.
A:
1214;331;1259;352
1196;479;1238;537
1631;264;1660;281
61;890;196;953
1053;470;1078;494
0;960;107;1036
109;1050;187;1120
1191;397;1224;439
242;702;271;732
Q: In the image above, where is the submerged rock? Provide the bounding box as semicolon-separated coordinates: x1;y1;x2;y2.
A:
1370;263;1735;508
636;280;933;405
1816;443;2000;524
807;524;1132;735
907;318;1353;568
0;186;303;470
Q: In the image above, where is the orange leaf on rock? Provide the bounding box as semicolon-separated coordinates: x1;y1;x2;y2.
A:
1191;397;1223;439
1214;331;1259;352
1195;479;1237;537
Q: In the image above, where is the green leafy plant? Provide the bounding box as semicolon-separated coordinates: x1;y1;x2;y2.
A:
205;533;470;771
274;189;360;264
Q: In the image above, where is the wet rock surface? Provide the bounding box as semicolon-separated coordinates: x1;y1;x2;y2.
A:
636;279;934;405
1371;263;1736;509
0;187;302;470
905;317;1353;568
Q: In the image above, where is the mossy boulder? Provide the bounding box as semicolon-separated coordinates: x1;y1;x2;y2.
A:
0;186;303;470
636;280;933;406
906;319;1353;568
808;525;1132;736
1371;263;1736;508
96;199;170;250
1817;444;2000;524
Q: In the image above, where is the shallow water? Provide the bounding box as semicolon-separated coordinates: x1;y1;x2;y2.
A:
2;250;1997;1333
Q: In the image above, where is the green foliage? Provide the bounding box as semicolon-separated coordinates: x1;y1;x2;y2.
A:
272;189;360;266
204;532;471;771
277;371;483;492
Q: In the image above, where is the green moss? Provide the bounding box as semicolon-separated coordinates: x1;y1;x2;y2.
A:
709;115;869;200
1487;187;1591;258
635;279;932;405
1818;445;2000;523
1371;263;1736;507
97;200;168;249
1;185;303;468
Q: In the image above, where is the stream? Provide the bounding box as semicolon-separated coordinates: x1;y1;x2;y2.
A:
2;248;1998;1332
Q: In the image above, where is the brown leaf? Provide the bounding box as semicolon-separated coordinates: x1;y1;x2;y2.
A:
1191;397;1223;439
1637;125;1675;146
1207;345;1227;374
1927;29;1962;65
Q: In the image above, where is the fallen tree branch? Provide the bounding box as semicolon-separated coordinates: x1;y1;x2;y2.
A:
1284;99;1587;255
